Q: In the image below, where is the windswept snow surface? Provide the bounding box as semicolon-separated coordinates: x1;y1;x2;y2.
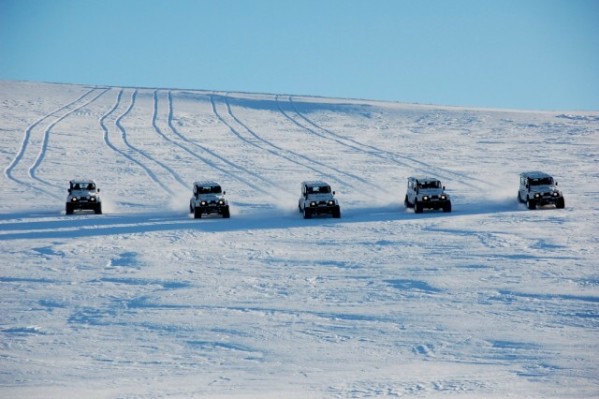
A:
1;81;598;398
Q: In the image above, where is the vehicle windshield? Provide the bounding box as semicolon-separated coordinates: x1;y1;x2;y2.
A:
308;185;331;194
418;181;440;189
72;182;96;190
197;185;222;194
529;177;553;186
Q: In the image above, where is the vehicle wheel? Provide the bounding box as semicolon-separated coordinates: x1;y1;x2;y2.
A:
517;192;524;203
443;201;452;213
189;202;194;213
526;198;536;210
95;204;102;214
65;203;74;215
303;208;312;219
556;197;565;209
332;206;341;218
194;207;202;219
222;206;230;218
415;201;423;214
404;195;413;208
298;202;303;213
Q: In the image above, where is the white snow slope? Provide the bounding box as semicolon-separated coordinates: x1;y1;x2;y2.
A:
1;80;598;399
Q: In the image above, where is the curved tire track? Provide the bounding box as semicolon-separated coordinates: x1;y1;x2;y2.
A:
29;88;110;186
284;96;489;189
4;88;99;185
164;91;270;195
214;94;364;191
116;90;180;195
100;89;174;195
210;94;289;192
149;90;189;189
4;88;102;200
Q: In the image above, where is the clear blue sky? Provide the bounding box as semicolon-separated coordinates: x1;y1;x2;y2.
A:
1;0;598;110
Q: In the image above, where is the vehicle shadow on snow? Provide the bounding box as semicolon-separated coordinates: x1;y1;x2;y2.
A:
0;199;530;240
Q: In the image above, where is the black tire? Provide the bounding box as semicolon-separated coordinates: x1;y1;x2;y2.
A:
303;208;312;219
194;207;202;219
95;204;102;215
65;203;74;215
556;197;565;209
527;198;536;210
222;206;230;218
443;201;452;213
332;206;341;218
415;201;423;214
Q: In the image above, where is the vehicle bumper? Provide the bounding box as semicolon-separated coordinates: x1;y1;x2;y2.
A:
534;196;562;206
420;199;450;209
68;201;100;210
307;205;338;214
196;205;228;215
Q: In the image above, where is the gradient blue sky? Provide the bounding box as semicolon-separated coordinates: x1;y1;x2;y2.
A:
1;0;598;110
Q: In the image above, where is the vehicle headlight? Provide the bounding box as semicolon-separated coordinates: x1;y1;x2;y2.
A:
71;198;78;202
90;197;96;202
200;201;207;206
310;201;317;207
423;196;429;201
534;193;540;199
327;200;335;206
553;192;559;197
440;195;447;200
218;199;225;205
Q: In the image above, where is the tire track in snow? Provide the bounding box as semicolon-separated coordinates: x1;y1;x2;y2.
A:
214;94;358;191
164;91;270;195
273;96;386;192
29;88;111;186
117;90;180;195
284;96;489;189
149;90;188;189
4;88;98;185
4;88;101;200
100;89;174;195
282;95;426;173
210;95;289;192
100;89;150;172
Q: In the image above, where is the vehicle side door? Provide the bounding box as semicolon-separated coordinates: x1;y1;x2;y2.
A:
299;183;307;209
192;184;201;205
407;179;416;203
518;175;527;201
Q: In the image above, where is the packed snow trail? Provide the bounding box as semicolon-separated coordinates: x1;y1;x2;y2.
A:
224;95;365;191
284;95;492;189
29;89;110;188
4;88;104;200
163;91;272;195
4;88;98;183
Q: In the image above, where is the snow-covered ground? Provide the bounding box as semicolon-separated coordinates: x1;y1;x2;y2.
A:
1;80;598;398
